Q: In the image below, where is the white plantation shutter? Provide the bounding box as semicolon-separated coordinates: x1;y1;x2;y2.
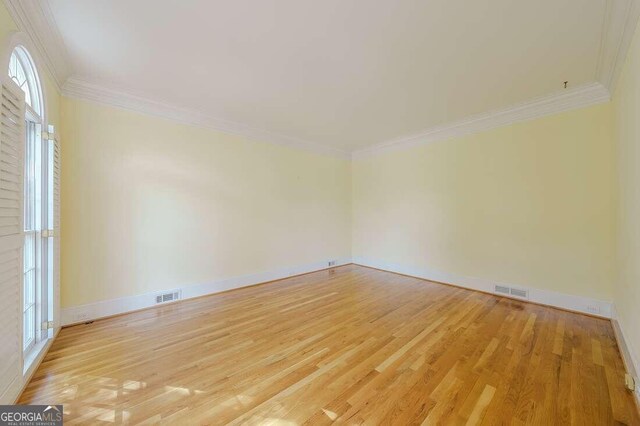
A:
0;76;25;402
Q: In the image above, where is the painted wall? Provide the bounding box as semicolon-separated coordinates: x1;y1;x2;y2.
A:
352;103;616;304
59;97;351;308
612;17;640;382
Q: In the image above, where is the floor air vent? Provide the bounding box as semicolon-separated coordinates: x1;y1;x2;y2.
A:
494;285;529;300
155;290;181;304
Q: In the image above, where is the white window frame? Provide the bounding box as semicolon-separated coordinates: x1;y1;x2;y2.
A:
5;40;53;367
22;116;41;355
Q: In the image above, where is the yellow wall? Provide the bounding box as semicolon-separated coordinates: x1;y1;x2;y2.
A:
59;98;351;308
353;103;615;301
1;0;628;328
613;18;640;376
0;4;15;56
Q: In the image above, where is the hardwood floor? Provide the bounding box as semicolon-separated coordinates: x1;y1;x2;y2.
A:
20;265;639;425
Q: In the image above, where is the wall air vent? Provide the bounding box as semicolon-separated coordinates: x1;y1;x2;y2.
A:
509;288;529;299
494;285;511;295
155;290;181;304
494;285;529;300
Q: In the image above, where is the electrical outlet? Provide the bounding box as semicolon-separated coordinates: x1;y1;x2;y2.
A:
586;305;600;315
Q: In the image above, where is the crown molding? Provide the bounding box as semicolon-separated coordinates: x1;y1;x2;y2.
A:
3;0;71;92
8;0;622;159
64;77;609;161
352;82;611;159
62;77;350;159
596;0;640;93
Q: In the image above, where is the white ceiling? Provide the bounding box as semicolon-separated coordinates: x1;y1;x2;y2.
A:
12;0;636;154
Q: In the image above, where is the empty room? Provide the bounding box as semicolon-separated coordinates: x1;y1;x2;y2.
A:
1;0;640;424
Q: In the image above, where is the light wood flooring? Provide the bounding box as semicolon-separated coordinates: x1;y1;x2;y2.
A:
19;265;640;424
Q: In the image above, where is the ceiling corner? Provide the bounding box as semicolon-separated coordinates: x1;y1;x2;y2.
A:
596;0;640;94
3;0;72;91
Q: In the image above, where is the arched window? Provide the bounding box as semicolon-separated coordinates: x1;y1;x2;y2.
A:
7;45;46;355
8;46;42;119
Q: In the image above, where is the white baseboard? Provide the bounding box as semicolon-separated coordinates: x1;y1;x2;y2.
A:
61;258;352;326
352;257;613;318
611;305;640;405
62;255;613;322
